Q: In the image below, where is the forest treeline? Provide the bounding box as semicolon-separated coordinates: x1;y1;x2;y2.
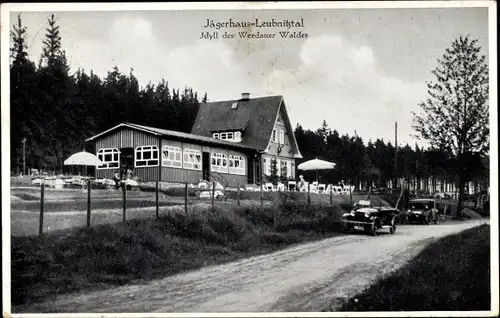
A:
9;14;489;190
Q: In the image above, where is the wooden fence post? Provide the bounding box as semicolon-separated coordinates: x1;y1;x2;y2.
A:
237;181;240;206
307;183;311;206
260;182;264;210
39;182;45;235
87;179;91;228
212;181;215;207
122;183;127;223
330;185;333;206
185;182;188;215
156;181;159;218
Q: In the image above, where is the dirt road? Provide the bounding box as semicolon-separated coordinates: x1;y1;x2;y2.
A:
19;219;488;313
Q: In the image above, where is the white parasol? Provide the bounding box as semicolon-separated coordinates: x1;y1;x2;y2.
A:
64;151;103;166
297;158;336;171
298;158;336;182
64;151;102;187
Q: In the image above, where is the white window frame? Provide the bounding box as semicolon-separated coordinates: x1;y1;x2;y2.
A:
183;149;202;170
213;133;219;139
220;132;234;140
290;161;295;178
263;157;271;176
211;152;228;173
272;129;277;143
281;160;288;178
162;145;182;168
97;148;120;170
279;130;285;144
135;145;159;167
229;155;246;175
276;158;281;177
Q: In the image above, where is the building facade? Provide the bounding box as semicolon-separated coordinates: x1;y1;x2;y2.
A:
86;93;302;187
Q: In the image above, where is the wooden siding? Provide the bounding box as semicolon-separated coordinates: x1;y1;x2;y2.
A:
218;173;247;188
121;128;134;148
96;168;119;179
90;125;252;185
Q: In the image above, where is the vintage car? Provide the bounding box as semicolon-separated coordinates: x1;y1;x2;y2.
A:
407;198;439;224
341;201;399;236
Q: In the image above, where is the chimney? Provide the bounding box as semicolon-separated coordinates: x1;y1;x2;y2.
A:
241;92;250;101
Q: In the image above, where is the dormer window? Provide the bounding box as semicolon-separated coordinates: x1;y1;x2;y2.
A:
231;102;238;109
212;131;242;142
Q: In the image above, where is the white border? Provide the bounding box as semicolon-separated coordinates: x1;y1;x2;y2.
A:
1;1;498;318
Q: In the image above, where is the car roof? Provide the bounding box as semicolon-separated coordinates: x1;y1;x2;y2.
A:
356;207;378;213
410;198;435;202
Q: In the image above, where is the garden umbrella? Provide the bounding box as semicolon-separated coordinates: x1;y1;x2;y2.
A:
298;158;336;182
64;151;102;186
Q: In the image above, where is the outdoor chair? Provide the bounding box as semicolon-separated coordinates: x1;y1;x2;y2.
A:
264;183;275;192
287;181;297;191
317;183;326;193
276;182;285;192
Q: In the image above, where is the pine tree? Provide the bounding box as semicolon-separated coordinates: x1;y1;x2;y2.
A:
413;35;489;218
10;14;37;174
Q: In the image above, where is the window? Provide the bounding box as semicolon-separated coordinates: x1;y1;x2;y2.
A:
289;161;295;178
183;149;202;170
263;157;271;176
229;155;246;175
220;132;234;140
279;130;285;144
135;145;159;167
276;158;281;177
213;133;219;139
272;129;277;142
281;160;288;178
162;145;182;168
231;102;238;109
211;153;228;173
97;148;120;169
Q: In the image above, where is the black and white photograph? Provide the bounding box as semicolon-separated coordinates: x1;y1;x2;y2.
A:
1;1;498;316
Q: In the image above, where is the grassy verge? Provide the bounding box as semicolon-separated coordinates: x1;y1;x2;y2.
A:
340;224;491;311
11;201;346;310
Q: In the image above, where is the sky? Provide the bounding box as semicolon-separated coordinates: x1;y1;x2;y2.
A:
10;5;490;147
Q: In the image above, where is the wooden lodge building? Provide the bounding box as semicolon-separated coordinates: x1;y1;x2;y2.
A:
85;93;303;188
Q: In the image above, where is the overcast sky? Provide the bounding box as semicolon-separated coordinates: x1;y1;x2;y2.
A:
11;6;489;147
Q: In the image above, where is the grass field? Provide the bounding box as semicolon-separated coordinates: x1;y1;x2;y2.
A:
339;224;491;311
11;201;348;309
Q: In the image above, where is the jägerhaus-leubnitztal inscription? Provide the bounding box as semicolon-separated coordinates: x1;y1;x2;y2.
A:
200;18;308;40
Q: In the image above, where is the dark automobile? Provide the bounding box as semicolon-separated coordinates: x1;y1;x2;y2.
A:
407;199;439;224
341;201;399;236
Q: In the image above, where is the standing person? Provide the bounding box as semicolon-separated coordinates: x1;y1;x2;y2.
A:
113;172;121;189
298;175;306;191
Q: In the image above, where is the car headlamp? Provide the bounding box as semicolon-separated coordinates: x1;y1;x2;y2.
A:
364;213;370;218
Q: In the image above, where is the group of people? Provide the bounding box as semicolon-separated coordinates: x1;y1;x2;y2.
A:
113;168;135;188
297;175;347;192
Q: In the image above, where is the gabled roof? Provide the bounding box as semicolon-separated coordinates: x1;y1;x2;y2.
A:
85;123;256;151
191;95;302;157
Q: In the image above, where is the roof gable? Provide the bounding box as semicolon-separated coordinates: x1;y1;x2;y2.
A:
191;95;300;155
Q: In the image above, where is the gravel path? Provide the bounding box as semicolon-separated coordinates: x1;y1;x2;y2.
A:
18;219;488;313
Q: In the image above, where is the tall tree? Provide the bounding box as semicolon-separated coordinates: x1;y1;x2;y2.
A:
10;14;37;174
412;35;489;217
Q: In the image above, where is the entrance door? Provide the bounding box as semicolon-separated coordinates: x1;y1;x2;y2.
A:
202;152;210;181
120;147;134;178
247;155;254;184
